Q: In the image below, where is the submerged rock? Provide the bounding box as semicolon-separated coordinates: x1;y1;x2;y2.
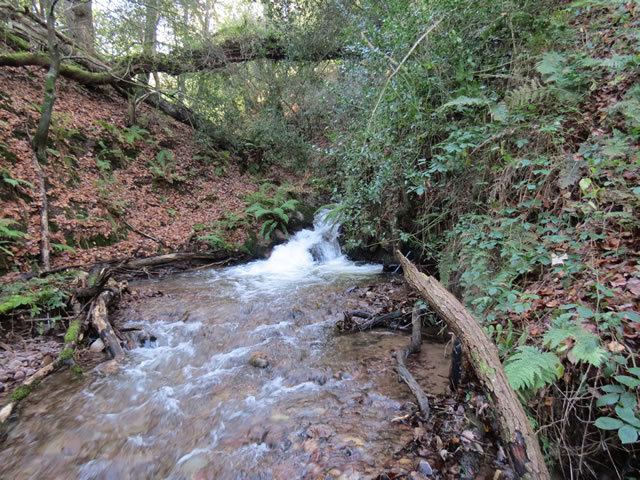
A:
418;459;433;476
89;338;105;353
249;352;269;368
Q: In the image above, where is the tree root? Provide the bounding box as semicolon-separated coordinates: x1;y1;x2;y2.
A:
394;304;430;418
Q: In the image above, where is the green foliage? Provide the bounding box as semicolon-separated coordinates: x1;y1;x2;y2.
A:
148;149;184;184
1;169;34;190
0;272;78;317
504;346;563;391
51;242;76;254
10;384;34;402
50;112;82;142
543;317;608;367
595;367;640;444
195;211;248;251
0;218;27;258
96;120;148;146
244;183;300;240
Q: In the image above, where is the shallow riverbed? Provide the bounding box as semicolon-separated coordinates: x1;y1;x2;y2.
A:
0;214;449;479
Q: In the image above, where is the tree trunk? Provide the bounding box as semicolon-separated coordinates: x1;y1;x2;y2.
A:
396;251;550;480
30;0;61;271
62;0;94;52
31;153;50;271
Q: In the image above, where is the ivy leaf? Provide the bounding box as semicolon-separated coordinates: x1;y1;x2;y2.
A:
615;375;640;389
596;393;620;407
618;425;639;444
619;393;637;409
602;384;626;394
594;417;624;430
615;406;640;428
628;367;640;377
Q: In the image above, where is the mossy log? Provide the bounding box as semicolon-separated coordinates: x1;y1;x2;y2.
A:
396;251;550;480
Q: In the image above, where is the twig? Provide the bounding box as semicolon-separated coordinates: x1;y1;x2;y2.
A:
367;19;442;131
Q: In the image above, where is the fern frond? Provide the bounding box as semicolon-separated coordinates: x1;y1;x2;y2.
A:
544;319;608;367
505;79;549;109
537;51;567;82
438;96;491;113
504;346;563;391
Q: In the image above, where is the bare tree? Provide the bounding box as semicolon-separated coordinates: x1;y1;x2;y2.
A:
31;0;62;271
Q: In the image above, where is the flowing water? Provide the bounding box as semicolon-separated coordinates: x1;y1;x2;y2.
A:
0;212;449;479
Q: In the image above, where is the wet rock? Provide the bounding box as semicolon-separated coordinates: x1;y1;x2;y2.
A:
13;369;25;381
89;338;105;353
7;360;22;371
249;352;269;368
418;459;433;476
41;354;54;366
274;229;288;242
140;332;157;348
95;359;120;375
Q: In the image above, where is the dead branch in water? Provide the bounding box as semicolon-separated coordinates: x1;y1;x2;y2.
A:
394;304;430;418
89;289;124;360
396;250;550;480
337;310;406;332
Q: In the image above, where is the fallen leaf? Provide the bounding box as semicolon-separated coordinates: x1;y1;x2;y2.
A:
607;341;626;353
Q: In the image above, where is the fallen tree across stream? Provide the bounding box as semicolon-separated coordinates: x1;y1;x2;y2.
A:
396;250;551;480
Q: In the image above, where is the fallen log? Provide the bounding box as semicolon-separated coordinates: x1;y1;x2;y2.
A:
396;251;550;479
394;304;430;418
90;290;124;360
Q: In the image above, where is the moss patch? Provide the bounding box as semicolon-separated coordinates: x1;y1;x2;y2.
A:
63;319;81;344
10;384;33;402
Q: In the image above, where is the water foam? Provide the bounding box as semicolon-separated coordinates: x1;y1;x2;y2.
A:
217;209;381;295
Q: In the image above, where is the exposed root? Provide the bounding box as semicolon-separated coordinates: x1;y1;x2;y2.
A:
395;304;430;418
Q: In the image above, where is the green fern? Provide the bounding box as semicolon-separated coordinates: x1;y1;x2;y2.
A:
536;51;567;83
505;79;549;109
438;96;491;113
504;346;563;391
0;218;27;256
543;318;608;367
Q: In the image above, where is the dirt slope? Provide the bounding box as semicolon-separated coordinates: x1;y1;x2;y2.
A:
0;66;260;273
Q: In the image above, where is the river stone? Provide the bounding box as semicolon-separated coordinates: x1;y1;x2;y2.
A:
249;352;269;368
13;369;25;381
89;338;105;353
418;460;433;476
0;382;5;393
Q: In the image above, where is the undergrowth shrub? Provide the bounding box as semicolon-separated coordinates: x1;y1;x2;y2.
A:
328;0;640;474
244;183;300;240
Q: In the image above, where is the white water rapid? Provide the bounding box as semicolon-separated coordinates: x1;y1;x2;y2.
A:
219;209;382;296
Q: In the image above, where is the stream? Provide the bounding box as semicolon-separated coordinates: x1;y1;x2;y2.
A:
0;212;449;479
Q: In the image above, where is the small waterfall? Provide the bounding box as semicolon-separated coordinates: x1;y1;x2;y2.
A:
223;209;381;291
